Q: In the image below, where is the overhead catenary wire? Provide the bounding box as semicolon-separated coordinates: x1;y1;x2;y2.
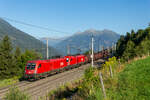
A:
1;17;71;34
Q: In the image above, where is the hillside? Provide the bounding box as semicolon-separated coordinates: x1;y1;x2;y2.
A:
0;18;61;57
40;37;67;47
113;57;150;99
54;29;120;55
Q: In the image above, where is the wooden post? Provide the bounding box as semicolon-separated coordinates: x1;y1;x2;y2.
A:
118;59;121;64
99;72;106;99
118;59;121;69
46;38;49;59
109;65;113;78
91;35;94;67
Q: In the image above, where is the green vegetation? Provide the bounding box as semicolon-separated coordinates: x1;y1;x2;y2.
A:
0;35;41;80
75;57;118;100
103;56;150;100
116;26;150;60
77;67;102;100
5;87;30;100
84;50;91;55
81;57;150;100
0;77;19;88
48;81;81;100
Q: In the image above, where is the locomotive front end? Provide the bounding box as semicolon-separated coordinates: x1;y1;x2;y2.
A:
24;62;37;79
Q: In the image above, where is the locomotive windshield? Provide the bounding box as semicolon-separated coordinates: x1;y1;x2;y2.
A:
26;63;36;70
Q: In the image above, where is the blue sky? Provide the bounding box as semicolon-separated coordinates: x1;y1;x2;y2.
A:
0;0;150;38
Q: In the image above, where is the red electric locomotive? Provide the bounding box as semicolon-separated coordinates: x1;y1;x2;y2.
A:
24;55;87;79
24;58;68;79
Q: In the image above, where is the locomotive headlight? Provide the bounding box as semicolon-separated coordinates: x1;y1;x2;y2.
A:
91;55;93;58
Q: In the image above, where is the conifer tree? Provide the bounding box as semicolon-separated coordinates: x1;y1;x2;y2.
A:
122;40;135;60
0;35;13;79
131;29;135;41
14;47;22;76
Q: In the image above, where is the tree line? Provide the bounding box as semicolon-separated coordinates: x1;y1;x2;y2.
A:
116;26;150;60
0;35;41;79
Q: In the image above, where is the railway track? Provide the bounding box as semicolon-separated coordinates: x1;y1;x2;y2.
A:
0;81;30;98
30;66;87;100
0;59;105;100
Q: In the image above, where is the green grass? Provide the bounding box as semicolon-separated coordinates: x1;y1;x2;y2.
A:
0;77;19;88
5;86;30;100
106;56;150;100
116;56;150;99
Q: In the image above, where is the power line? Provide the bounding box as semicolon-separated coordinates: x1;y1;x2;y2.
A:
1;17;71;34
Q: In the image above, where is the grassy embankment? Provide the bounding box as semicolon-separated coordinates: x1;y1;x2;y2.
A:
107;56;150;100
47;56;150;100
0;77;19;88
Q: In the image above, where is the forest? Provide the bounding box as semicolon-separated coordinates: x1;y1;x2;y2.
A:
0;35;41;79
116;25;150;60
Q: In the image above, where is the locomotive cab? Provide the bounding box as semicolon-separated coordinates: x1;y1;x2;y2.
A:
26;63;37;74
24;62;38;79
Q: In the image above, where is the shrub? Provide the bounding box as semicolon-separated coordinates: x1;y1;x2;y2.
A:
102;56;118;76
78;67;102;99
0;77;19;88
5;86;30;100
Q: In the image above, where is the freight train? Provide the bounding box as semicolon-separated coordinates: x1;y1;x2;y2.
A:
24;49;110;80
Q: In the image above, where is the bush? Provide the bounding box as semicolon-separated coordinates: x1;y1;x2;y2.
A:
102;57;118;76
78;67;103;99
5;87;30;100
0;77;19;88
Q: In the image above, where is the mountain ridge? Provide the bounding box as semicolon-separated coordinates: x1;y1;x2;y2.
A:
0;18;61;58
53;29;120;55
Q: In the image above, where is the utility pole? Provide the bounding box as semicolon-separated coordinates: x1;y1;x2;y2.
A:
99;39;101;52
100;46;102;51
89;43;91;51
99;45;101;52
67;44;70;55
114;43;116;53
112;42;115;56
46;38;49;59
98;40;99;52
91;35;94;67
112;44;114;56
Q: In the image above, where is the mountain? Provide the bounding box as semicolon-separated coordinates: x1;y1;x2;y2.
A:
54;29;120;55
0;18;61;58
40;37;67;47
